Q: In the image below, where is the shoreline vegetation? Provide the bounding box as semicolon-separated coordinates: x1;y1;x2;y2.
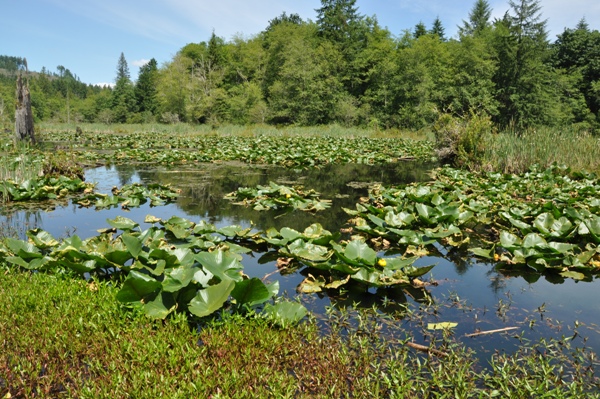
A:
1;269;598;398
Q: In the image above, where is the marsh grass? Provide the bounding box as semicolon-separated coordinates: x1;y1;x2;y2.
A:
481;126;600;174
1;267;598;398
0;142;44;183
38;122;432;140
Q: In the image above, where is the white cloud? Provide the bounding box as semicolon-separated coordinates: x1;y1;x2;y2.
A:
132;59;150;67
94;82;115;88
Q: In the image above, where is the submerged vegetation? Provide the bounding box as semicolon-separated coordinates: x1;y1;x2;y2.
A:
1;269;598;398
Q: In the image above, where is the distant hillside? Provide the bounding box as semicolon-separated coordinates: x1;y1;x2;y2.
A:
0;55;26;72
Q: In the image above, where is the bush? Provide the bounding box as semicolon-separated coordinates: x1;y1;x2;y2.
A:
433;112;493;168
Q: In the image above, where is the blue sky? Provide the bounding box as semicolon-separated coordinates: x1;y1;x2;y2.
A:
2;0;599;86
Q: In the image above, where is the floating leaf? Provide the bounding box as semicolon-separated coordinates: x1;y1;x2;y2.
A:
231;277;272;307
263;302;307;328
427;322;458;330
116;270;162;303
106;216;139;231
188;279;235;318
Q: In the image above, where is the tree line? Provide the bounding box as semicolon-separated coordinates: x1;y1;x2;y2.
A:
1;0;599;131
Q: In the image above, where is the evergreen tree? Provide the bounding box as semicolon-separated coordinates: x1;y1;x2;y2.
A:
492;0;556;128
315;0;361;44
315;0;367;97
135;58;159;115
116;52;130;82
413;22;427;39
552;19;600;127
430;17;446;41
460;0;492;36
111;52;136;122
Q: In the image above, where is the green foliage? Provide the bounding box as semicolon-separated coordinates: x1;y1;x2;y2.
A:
75;182;180;209
433;112;493;168
2;270;598;398
225;181;332;212
429;16;446;41
0;215;307;322
115;52;130;81
0;175;91;203
3;1;600;130
552;20;600;129
492;0;558;128
37;129;434;167
460;0;492;36
346;165;600;278
135;58;158;116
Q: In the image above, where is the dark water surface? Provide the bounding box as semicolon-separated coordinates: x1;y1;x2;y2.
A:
3;162;600;360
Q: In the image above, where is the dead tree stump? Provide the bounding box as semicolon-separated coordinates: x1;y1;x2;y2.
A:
15;72;36;144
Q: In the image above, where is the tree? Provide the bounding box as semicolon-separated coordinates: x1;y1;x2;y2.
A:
116;52;130;82
135;58;159;116
315;0;361;44
413;22;427;39
394;35;453;128
264;12;303;33
430;17;446;41
492;0;557;128
266;22;344;125
315;0;367;96
111;53;136;122
552;19;600;127
156;53;189;122
460;0;492;36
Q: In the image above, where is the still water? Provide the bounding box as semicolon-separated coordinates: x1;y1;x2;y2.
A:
2;162;599;359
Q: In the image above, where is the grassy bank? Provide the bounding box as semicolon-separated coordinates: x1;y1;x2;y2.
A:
481;127;600;175
1;267;598;398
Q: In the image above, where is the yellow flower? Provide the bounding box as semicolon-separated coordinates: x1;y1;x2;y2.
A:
493;253;500;261
285;194;291;199
377;258;387;267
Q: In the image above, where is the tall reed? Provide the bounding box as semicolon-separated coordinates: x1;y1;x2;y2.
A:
481;126;600;174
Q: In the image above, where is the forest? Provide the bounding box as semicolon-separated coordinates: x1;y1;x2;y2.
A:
1;0;599;132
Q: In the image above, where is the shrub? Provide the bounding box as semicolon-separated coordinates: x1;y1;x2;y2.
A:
433;112;493;169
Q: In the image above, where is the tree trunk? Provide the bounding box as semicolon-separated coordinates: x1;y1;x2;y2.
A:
15;72;35;144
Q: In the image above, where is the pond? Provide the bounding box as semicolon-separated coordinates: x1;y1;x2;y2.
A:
2;162;599;362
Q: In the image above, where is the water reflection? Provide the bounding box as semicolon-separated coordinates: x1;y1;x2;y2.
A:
110;162;435;232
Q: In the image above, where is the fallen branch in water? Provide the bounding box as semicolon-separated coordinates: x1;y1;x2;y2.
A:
465;327;518;338
406;341;448;357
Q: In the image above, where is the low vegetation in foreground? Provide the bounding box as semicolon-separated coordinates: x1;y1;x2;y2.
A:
1;268;598;398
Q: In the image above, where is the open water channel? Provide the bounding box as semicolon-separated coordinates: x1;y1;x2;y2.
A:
2;162;600;362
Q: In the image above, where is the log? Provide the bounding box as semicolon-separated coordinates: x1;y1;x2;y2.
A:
406;341;448;357
464;327;518;338
15;72;35;144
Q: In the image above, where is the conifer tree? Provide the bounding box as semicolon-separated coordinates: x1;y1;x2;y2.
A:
460;0;492;36
430;17;446;41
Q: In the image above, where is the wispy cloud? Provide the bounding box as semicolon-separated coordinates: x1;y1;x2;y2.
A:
132;59;150;67
43;0;197;44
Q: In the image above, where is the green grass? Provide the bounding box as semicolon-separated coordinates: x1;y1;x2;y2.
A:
1;267;598;398
37;121;432;140
0;142;44;184
481;126;600;175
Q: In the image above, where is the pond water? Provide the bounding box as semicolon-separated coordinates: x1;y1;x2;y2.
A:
2;162;600;361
